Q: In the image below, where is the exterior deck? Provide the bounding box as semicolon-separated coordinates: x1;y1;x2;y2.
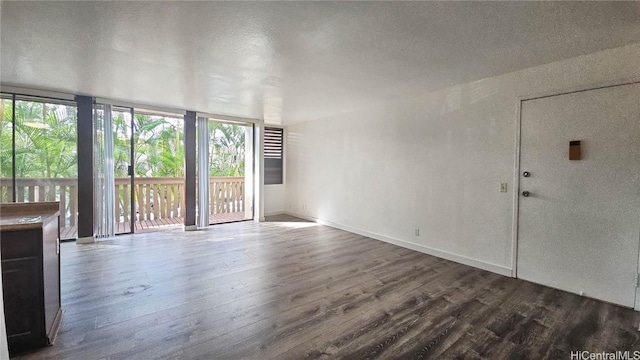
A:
59;212;249;239
2;176;249;240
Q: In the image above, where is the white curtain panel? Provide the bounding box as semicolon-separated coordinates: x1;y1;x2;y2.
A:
93;104;116;238
197;117;210;228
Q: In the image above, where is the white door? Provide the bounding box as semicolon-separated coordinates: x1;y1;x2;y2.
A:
517;83;640;308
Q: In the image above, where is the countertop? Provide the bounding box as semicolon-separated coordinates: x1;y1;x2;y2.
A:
0;202;60;232
0;212;59;231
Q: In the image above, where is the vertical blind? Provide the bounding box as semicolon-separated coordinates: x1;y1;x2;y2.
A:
264;127;283;185
93;104;116;238
196;117;210;227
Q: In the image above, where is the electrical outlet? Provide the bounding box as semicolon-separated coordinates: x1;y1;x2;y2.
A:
500;183;508;193
414;229;420;236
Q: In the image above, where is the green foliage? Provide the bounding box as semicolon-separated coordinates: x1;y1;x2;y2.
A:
208;122;246;177
111;112;187;178
1;99;77;179
2;100;247;180
0;100;14;177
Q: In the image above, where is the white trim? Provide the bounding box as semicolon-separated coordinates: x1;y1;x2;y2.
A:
285;211;513;277
510;98;523;278
76;236;95;244
94;97;186;115
256;124;265;222
196;112;261;124
0;84;75;101
519;76;640;102
264;211;285;217
183;225;197;231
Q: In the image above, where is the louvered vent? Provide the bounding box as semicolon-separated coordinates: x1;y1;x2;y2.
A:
264;127;283;184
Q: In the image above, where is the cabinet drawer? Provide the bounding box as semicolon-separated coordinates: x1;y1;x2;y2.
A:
0;229;41;259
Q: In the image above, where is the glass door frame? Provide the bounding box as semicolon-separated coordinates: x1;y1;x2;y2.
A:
110;105;135;235
127;107;135;234
131;108;186;233
2;92;79;240
204;118;255;225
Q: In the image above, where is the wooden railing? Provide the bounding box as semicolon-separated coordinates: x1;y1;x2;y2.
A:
208;177;246;215
0;176;246;233
116;177;186;223
0;178;78;228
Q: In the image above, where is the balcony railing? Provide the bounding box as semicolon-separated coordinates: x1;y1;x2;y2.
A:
0;176;247;239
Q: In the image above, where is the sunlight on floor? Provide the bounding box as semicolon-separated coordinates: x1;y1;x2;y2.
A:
271;221;317;229
204;237;235;242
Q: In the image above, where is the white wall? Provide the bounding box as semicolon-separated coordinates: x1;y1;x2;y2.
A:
264;185;286;216
285;42;640;275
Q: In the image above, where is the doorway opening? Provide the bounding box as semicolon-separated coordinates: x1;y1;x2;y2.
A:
94;104;186;237
197;118;254;227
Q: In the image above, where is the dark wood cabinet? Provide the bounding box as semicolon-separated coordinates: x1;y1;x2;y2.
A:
0;202;62;355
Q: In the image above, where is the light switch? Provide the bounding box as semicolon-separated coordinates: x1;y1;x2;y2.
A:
500;183;508;193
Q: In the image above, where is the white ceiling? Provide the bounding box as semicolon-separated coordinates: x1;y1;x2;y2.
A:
1;1;639;125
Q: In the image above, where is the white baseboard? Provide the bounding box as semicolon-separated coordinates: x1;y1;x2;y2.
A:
265;211;285;217
76;236;95;244
284;211;513;277
183;225;197;231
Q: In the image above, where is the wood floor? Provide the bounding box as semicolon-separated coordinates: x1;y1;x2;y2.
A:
16;215;640;359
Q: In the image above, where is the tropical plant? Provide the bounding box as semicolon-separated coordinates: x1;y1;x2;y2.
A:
2;102;247;180
1;99;77;179
208;122;246;177
0;99;14;178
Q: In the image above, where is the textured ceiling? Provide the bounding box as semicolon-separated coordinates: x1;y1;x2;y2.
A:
1;1;639;124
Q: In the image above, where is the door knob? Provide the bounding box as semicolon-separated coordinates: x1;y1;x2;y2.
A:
523;171;530;177
522;191;530;197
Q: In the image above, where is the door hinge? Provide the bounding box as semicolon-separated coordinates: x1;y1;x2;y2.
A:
128;165;133;176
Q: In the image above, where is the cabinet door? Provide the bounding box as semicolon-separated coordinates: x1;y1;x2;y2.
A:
42;218;61;338
2;257;43;350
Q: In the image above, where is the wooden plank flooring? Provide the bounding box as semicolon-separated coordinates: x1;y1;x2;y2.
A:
16;215;640;359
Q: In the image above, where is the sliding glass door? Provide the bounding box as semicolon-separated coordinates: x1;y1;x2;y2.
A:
94;104;134;237
198;118;254;226
95;106;186;236
1;94;78;240
95;107;253;235
132;110;185;232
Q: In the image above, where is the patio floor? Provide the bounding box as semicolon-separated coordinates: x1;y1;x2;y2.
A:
60;212;249;240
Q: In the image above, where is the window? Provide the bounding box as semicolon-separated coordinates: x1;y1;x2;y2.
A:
264;127;283;185
1;94;78;239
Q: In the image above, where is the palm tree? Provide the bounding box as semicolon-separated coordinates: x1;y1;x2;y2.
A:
208;122;246;177
10;100;77;179
0;99;14;179
132;113;185;177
